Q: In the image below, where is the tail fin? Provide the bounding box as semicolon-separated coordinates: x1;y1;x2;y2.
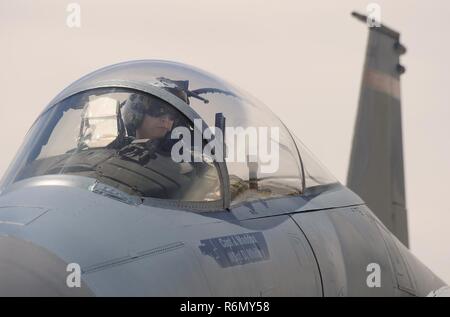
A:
347;12;409;247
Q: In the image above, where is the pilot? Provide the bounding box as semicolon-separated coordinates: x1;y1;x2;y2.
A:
121;77;190;143
120;81;195;175
118;83;211;199
122;93;180;141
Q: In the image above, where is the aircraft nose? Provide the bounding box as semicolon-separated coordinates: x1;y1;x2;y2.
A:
0;235;93;296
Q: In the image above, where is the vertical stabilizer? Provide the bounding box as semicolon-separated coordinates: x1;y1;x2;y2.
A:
348;12;409;247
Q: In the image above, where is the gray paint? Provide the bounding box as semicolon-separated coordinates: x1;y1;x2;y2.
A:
0;13;446;296
0;173;445;296
0;236;93;296
347;12;409;247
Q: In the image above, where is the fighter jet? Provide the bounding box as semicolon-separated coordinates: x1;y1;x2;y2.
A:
0;12;448;296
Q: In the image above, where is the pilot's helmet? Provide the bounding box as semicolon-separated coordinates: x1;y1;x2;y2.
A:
121;77;189;136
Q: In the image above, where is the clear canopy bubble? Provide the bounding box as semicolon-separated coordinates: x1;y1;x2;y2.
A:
1;60;338;207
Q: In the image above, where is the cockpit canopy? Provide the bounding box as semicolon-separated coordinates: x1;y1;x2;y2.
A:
0;60;337;208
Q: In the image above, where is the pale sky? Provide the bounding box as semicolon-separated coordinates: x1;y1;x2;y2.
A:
1;0;449;284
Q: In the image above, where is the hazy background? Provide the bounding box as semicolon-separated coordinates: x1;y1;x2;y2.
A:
1;0;449;284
